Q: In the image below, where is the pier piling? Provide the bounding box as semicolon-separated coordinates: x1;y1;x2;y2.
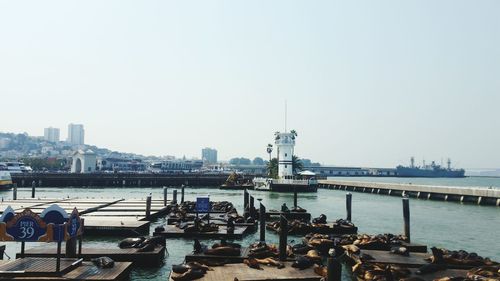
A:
173;190;178;204
163;187;167;206
146;195;152;219
327;254;342;281
293;187;298;208
13;184;17;200
249;196;255;219
31;181;36;198
65;237;77;258
346;192;352;221
259;202;266;242
181;185;185;203
278;215;288;261
243;189;249;218
402;197;411;242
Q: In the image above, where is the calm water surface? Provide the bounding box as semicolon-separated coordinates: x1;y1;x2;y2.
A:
0;182;498;280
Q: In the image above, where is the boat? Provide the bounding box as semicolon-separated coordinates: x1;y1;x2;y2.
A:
253;177;318;193
396;157;465;178
0;162;32;174
0;171;13;189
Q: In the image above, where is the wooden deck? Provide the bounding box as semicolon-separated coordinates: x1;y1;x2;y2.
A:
185;247;250;263
18;245;165;266
0;257;80;276
266;211;311;222
0;261;132;281
0;197;170;235
169;262;322;281
154;225;249;239
346;249;429;268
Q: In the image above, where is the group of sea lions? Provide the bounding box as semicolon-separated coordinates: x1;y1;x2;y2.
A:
171;261;212;281
118;235;164;252
175;217;219;233
266;217;356;235
193;239;242;256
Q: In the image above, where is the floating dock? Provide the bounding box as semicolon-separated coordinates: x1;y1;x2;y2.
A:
168;261;322;281
266;211;311;222
17;245;166;266
185;247;250;263
153;225;250;239
319;180;500;206
0;197;170;236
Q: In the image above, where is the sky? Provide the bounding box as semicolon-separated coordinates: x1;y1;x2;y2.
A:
0;1;499;169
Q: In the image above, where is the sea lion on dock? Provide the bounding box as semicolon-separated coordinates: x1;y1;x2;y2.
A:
292;255;314;270
205;246;240;256
305;250;322;263
118;237;145;248
171;269;205;281
255;257;285;268
91;256;115;268
314;264;327;277
193;239;207;254
172;264;190;274
212;239;241;249
390;246;409;256
416;263;446;275
244;258;262;270
312;214;327;224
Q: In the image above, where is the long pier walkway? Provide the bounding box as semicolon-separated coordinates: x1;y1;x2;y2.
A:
318;179;500;206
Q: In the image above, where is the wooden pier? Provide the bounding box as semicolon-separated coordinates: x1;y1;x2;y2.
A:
266;211;311;222
185;247;250;263
17;245;166;266
168;261;322;281
319;179;500;206
0;197;170;236
154;225;250;239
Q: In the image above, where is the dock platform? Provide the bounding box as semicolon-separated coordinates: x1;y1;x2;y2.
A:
168;261;322;281
154;225;249;239
266;211;311;222
185;247;250;263
17;245;165;266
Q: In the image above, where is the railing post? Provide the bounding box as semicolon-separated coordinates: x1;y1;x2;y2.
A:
259;203;266;242
279;215;288;261
163;187;168;206
146;195;152;219
346;192;352;221
403;197;410;242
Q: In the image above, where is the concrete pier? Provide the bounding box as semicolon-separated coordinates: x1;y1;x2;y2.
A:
319;180;500;206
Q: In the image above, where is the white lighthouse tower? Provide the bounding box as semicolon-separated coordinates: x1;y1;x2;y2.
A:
275;131;295;179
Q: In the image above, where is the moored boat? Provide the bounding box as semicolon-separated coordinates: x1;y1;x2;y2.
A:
0;171;13;189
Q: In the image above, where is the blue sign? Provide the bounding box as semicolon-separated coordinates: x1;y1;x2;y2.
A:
5;209;49;242
67;208;82;238
196;197;210;213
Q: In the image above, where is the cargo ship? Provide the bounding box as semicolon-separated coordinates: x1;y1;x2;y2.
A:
396;157;465;178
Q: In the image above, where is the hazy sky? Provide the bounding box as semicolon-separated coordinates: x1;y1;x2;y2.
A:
1;1;499;168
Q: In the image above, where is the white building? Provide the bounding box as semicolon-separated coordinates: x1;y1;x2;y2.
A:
202;148;218;164
67;124;84;145
44;127;60;142
275;131;295;179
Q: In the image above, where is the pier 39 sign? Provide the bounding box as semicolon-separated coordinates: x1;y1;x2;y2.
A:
196;197;210;213
0;205;83;242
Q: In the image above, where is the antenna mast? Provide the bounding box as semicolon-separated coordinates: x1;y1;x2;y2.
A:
284;100;287;132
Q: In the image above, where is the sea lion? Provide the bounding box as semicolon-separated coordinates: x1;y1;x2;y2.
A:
171;269;205;281
172;264;190;274
137;242;156;252
293;243;313;254
212;240;241;249
186;262;212;272
305;250;322;263
91;256;115;268
193;239;207;254
292;255;314;270
390;246;409;256
119;237;145;249
312;214;327;224
244;258;262;270
416;263;446;275
342;244;360;255
205;246;240;256
314;265;327;277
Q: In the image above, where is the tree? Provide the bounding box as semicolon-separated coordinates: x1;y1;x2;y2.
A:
266;144;273;161
292;155;304;173
267;158;278;178
290;129;297;140
252;157;264;165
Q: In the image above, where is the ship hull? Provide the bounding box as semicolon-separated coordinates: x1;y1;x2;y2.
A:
396;167;465;178
270;182;318;193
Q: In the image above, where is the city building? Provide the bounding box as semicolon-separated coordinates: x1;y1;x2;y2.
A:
67;124;84;145
201;147;217;164
71;149;96;173
44;127;60;142
148;159;203;173
97;157;146;172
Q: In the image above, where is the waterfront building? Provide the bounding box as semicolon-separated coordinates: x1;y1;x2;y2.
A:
148;159;203;173
44;127;60;142
97;157;146;172
202;147;217;164
67;124;85;145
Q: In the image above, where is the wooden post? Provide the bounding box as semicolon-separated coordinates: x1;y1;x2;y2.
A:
181;185;185;203
173;190;178;204
346;192;352;221
293;187;298;209
20;241;25;258
65;237;77;258
163;187;168;206
243;189;249;218
402;197;410;242
327;256;342;281
13;184;17;200
146;195;152;219
78;219;84;255
259;203;266;242
31;181;36;198
249;196;255;219
279;215;288;261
